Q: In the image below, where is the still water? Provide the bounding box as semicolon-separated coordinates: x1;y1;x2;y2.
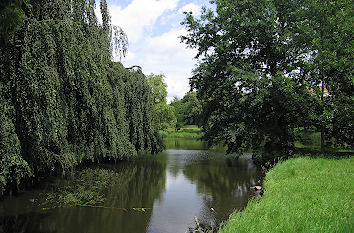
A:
0;138;263;233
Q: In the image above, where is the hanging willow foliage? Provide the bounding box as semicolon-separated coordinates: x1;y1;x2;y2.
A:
0;0;162;195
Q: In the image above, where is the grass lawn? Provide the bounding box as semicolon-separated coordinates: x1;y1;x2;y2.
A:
164;125;203;138
220;157;354;233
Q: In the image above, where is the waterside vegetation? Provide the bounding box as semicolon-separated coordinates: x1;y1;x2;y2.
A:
39;167;131;207
0;0;162;196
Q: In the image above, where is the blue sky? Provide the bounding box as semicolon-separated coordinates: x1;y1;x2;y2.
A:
97;0;212;101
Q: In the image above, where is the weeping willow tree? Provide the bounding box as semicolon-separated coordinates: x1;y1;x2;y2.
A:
0;0;162;195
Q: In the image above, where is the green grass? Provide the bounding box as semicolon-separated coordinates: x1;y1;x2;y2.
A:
163;126;203;138
220;157;354;233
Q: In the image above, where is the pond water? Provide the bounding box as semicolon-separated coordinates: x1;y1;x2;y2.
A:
0;138;263;233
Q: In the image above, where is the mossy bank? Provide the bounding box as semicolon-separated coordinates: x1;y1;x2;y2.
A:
220;157;354;233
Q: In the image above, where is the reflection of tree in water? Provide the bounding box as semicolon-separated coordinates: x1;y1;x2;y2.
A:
164;138;208;150
183;157;262;228
164;138;227;152
0;158;167;233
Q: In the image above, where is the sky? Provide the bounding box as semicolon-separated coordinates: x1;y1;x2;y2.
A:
97;0;211;101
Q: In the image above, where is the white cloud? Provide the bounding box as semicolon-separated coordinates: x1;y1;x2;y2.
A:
122;28;197;99
178;3;201;15
108;0;179;43
125;50;136;61
99;0;202;99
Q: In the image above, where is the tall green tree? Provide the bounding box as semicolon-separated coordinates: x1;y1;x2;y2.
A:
296;0;354;150
154;103;177;131
182;0;353;162
170;91;202;128
0;0;161;195
181;0;331;162
146;73;168;104
146;73;176;130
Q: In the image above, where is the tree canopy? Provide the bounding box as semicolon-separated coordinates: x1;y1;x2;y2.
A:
146;73;168;104
146;73;176;131
181;0;353;162
170;91;202;128
0;0;162;195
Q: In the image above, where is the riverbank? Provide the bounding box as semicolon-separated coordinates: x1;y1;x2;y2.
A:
161;126;203;139
220;156;354;233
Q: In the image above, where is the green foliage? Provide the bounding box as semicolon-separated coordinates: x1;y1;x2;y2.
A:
0;85;32;195
146;73;168;104
154;103;177;130
220;157;354;233
0;155;32;195
0;0;27;45
295;129;321;147
0;0;161;195
170;91;202;127
181;0;353;163
295;0;354;150
146;73;176;131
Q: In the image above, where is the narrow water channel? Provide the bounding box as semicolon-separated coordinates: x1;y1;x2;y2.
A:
0;138;263;233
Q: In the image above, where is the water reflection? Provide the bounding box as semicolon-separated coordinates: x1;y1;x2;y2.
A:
0;213;51;233
183;155;260;227
0;138;262;233
164;137;208;150
0;159;167;233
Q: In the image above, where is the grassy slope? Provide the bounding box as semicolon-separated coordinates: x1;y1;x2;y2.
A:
220;157;354;233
